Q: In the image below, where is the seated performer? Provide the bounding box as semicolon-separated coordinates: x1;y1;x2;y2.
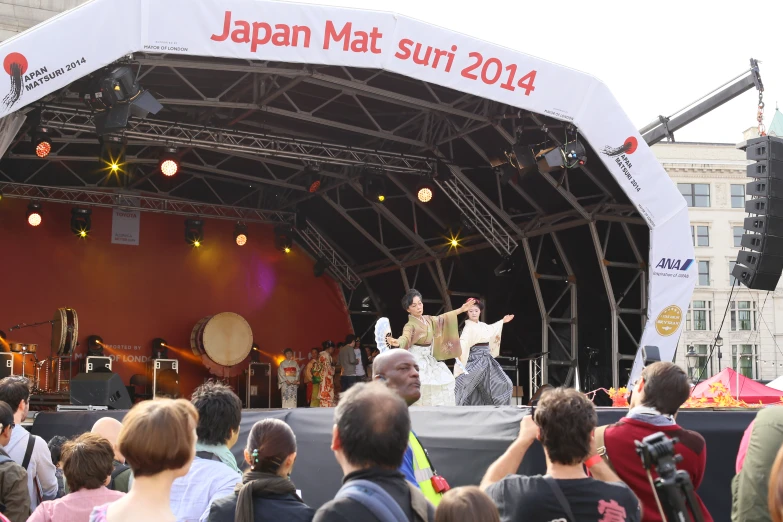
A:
387;289;475;406
455;300;514;406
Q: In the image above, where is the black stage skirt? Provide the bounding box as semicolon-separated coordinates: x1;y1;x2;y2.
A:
455;344;512;406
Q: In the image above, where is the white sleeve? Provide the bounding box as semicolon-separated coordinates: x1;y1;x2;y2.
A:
199;470;241;522
34;436;59;499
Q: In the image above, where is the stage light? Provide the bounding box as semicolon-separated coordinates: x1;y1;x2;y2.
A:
87;335;104;356
536;140;587;173
304;165;321;193
511;143;536;175
70;208;92;238
82;65;163;135
450;238;459;248
314;257;329;278
274;224;293;253
32;128;52;158
27;201;42;227
151;338;168;359
494;257;515;277
99;136;127;175
159;147;179;177
416;181;434;203
362;172;387;203
184;219;204;247
234;223;248;246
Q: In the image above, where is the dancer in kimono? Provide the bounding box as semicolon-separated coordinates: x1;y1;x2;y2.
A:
318;340;336;407
454;300;514;406
278;348;300;409
304;347;322;407
387;289;476;406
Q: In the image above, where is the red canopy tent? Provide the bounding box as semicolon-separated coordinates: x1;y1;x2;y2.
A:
691;368;782;404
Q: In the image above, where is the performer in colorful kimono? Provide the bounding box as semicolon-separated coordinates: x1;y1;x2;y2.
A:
318;340;336;407
304;347;322;407
387;289;476;406
278;348;300;409
454;300;514;406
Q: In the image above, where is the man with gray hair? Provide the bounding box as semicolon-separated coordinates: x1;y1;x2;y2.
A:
314;382;434;522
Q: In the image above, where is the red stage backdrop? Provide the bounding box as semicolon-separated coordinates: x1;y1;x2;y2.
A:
0;198;352;399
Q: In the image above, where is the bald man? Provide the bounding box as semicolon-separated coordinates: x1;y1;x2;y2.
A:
373;349;445;506
90;417;131;493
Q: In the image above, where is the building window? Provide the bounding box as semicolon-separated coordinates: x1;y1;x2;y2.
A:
732;344;757;379
698;260;710;286
691;225;709;247
688;344;712;379
731;184;746;208
731;301;756;331
733;226;744;248
730;261;737;286
686;301;712;331
679;183;710;207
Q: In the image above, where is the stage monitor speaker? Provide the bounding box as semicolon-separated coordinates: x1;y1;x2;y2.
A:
746;135;783;162
0;354;12;379
745;197;783;218
740;233;783;256
732;261;781;291
70;372;132;410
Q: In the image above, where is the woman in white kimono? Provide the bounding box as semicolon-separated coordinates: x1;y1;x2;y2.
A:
454;300;514;406
278;348;300;409
387;289;476;407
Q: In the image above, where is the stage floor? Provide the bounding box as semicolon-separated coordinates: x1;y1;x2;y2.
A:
32;406;753;520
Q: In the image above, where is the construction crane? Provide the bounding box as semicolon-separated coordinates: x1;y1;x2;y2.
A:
640;58;764;145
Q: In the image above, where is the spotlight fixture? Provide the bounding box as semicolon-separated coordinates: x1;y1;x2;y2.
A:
536;140;587;173
87;335;104;356
99;136;127;175
70;208;92;238
82;65;163;135
274;224;293;253
234;223;248;246
32;127;52;158
250;342;261;362
511;143;537;174
27;201;42;227
305;165;321;193
159;147;179;177
184;219;204;247
151;338;168;359
450;237;459;248
314;257;329;278
416;180;435;203
494;257;515;277
362;172;387;203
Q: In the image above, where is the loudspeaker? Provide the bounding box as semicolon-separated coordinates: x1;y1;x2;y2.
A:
70;372;132;410
744;215;783;236
737;250;783;274
0;354;12;379
747;178;783;198
747;160;783;179
740;233;783;256
746;197;783;217
732;262;781;292
746;136;783;161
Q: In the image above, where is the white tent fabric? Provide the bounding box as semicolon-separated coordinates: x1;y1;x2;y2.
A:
0;0;696;383
768;375;783;392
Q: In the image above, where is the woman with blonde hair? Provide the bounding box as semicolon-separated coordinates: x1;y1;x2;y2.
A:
435;486;500;522
89;399;198;522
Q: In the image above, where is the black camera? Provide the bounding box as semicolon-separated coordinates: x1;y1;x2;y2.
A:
635;432;704;522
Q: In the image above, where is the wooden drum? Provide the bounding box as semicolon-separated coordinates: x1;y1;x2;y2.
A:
9;343;37;353
51;308;78;356
190;312;253;377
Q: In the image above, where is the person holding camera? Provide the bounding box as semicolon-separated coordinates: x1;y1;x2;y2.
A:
481;387;640;522
594;362;712;522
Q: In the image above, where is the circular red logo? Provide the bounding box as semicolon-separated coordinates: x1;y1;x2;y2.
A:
3;53;28;76
624;136;638;155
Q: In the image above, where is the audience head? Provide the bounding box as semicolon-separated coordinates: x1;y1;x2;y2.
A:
435;486;500;522
770;444;783;522
61;433;115;492
190;380;242;449
0;376;31;421
0;401;14;446
91;416;124;462
245;418;297;478
345;334;358;347
534;387;596;466
373;349;421;406
47;435;68;467
332;382;410;472
283;348;294;360
401;289;424;316
630;361;690;416
119;398;198;479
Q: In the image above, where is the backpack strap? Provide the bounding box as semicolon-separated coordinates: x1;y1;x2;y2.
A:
109;464;130;490
407;482;434;522
0;455;12;466
336;479;409;522
195;451;220;461
22;434;36;470
594;425;616;473
543;476;576;522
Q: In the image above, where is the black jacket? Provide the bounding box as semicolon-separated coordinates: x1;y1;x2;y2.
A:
313;468;434;522
207;491;315;522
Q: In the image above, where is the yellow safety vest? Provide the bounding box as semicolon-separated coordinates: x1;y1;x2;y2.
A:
408;432;443;506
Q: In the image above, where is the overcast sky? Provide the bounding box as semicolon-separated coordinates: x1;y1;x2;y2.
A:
297;0;783;144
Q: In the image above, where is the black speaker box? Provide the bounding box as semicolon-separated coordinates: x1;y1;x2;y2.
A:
746;136;783;161
736;250;783;275
747;178;783;198
744;215;783;237
732;262;781;291
747;160;783;179
746;197;783;218
70;372;132;410
740;233;783;256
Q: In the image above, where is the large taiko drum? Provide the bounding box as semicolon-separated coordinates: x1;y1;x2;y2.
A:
51;308;78;356
190;312;253;377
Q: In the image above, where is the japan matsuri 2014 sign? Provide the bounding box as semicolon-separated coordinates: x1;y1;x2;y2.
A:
0;0;696;383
